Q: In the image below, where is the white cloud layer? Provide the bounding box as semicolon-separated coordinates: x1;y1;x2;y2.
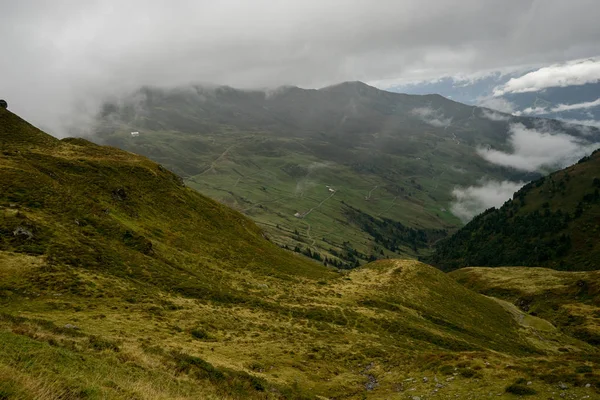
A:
2;1;600;135
411;107;452;127
552;98;600;112
494;58;600;96
477;123;597;172
450;180;525;222
477;97;518;114
559;119;600;129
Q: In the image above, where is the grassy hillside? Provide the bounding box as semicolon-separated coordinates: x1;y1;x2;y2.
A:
428;149;600;271
2;107;600;398
92;82;595;267
451;267;600;347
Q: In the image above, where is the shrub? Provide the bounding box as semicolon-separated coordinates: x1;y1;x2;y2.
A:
191;328;210;340
505;382;537;396
88;335;120;352
576;365;593;374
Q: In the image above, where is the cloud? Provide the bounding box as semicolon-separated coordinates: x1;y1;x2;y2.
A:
451;180;525;222
477;97;517;114
516;98;600;116
477;123;597;172
493;58;600;96
411;107;452;127
480;108;511;121
552;98;600;112
2;1;600;135
558;119;600;130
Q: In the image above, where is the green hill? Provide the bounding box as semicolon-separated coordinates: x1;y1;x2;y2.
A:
451;267;600;346
92;82;596;267
2;108;600;398
428;149;600;271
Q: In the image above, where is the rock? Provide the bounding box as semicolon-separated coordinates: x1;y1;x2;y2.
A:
558;382;569;390
13;226;33;239
412;396;421;400
64;324;79;330
364;374;378;391
446;377;454;382
422;377;428;383
435;383;444;388
527;381;533;385
111;188;127;201
585;383;591;388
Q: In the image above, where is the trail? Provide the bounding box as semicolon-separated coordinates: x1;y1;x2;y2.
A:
377;196;398;217
303;221;316;246
198;144;236;176
451;132;460;145
365;185;378;200
301;191;336;218
433;169;445;190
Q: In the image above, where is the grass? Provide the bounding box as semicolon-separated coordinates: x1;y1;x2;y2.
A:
450;266;600;346
430;149;600;270
93;83;548;266
1;107;600;398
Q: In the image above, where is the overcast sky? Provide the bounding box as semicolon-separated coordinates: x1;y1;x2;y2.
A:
1;0;600;134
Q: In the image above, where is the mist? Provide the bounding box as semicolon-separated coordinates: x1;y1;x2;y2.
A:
477;123;598;173
2;0;600;136
451;180;526;222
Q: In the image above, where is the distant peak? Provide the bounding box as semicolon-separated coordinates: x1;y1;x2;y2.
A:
319;81;385;96
320;81;374;90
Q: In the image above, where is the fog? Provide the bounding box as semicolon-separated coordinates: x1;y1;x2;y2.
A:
2;0;600;135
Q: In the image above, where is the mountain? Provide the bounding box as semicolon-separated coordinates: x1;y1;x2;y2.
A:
2;107;600;398
428;149;600;271
386;67;600;128
451;267;600;346
93;82;600;267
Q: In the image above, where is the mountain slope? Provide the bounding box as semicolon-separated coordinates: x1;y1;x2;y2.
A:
451;267;600;346
2;108;599;398
428;149;600;271
93;82;600;267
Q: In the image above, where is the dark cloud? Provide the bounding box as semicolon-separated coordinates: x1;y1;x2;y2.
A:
1;0;600;135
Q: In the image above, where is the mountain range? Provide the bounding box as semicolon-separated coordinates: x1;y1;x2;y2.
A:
2;104;600;398
92;81;600;267
428;148;600;271
386;60;600;129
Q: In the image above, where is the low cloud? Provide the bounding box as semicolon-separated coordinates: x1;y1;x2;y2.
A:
477;123;597;172
552;98;600;112
477;97;517;114
481;108;511;122
493;58;600;96
558;118;600;130
516;98;600;116
411;107;452;127
451;180;525;222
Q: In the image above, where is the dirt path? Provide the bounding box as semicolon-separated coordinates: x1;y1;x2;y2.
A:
365;185;378;200
301;191;336;218
198;144;236;176
377;196;398;217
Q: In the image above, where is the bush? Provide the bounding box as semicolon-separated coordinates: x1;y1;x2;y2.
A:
505;382;537;396
576;365;593;374
88;335;120;352
190;328;210;340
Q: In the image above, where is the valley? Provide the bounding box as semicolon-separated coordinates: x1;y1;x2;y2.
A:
2;107;600;398
93;82;598;266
